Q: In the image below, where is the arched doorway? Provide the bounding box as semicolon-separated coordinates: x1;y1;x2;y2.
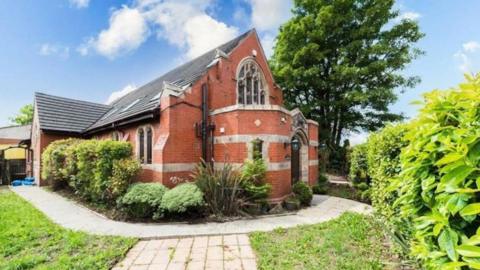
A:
291;135;301;184
291;131;309;185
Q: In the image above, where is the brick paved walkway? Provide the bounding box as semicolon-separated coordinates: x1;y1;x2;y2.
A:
114;235;256;270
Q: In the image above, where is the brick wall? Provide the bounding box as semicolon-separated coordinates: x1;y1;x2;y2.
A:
33;30;320;201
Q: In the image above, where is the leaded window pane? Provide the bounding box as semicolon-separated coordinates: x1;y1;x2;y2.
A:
146;128;152;164
246;76;252;104
139;129;145;164
237;60;267;105
238;81;245;104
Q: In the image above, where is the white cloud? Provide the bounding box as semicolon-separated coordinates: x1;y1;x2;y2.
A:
247;0;292;32
463;41;480;53
69;0;90;9
397;11;421;21
79;6;149;59
454;41;480;73
143;0;238;59
260;34;275;59
80;1;238;60
242;0;292;59
107;84;137;104
39;43;70;59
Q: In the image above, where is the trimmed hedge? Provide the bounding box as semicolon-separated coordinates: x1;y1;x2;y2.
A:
41;139;140;204
42;139;81;190
117;183;168;219
366;123;411;253
348;143;369;183
161;183;204;214
394;74;480;268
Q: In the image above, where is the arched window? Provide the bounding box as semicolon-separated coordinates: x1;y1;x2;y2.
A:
138;129;145;164
137;126;153;165
112;131;122;141
237;59;267;105
146;127;152;164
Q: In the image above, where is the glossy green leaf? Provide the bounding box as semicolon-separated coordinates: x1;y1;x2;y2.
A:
456;245;480;257
438;228;459;261
460;203;480;217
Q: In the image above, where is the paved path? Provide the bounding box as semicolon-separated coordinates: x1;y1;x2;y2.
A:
114;235;257;270
11;186;371;239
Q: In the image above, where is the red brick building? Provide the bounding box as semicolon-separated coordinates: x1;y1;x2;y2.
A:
30;29;319;201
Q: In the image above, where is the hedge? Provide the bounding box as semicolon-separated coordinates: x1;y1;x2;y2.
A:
394;74;480;268
117;183;168;219
42;139;140;204
366;123;411;254
160;183;204;214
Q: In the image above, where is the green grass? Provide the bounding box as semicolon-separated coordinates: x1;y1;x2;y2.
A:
0;188;137;270
250;212;403;270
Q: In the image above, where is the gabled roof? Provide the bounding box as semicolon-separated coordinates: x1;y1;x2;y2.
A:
34;29;253;134
34;92;111;134
0;125;31;140
87;29;253;131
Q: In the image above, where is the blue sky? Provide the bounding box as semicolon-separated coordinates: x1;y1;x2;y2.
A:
1;0;479;143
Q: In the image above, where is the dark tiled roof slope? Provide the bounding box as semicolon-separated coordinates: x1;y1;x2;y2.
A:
87;29;252;131
34;29;253;134
34;92;112;133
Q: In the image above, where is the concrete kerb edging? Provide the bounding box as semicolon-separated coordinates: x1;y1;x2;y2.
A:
10;186;373;239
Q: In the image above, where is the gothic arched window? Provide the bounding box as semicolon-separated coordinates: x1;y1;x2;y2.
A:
137;126;153;164
237;59;267;105
138;128;145;164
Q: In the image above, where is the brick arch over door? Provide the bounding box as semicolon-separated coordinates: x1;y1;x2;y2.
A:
291;128;309;184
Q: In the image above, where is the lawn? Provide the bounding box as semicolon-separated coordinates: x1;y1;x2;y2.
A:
250;212;404;270
0;188;137;270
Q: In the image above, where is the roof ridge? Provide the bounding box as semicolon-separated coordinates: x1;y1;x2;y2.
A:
110;29;255;106
35;92;112;109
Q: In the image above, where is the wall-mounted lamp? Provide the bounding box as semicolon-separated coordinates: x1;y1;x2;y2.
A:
291;137;300;151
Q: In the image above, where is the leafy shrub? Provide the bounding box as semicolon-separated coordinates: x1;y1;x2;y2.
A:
394;74;480;268
160;183;204;214
193;162;245;217
42;139;140;204
312;184;327;195
241;158;271;201
318;174;328;184
117;183;168;219
241;158;267;185
312;174;329;194
109;158;141;200
41;139;80;190
292;181;313;206
366;123;411;254
349;143;369;184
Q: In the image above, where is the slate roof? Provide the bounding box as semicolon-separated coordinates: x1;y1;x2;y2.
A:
87;29;252;131
34;92;112;133
34;29;253;134
0;125;31;140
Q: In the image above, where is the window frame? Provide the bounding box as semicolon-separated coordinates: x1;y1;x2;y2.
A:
137;125;154;165
236;58;268;105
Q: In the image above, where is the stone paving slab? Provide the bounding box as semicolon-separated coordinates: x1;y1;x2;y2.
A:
113;235;257;270
11;186;372;239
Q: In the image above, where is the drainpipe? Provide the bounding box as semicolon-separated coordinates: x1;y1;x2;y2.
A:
201;83;209;163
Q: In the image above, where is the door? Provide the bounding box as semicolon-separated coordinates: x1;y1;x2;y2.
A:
291;136;301;184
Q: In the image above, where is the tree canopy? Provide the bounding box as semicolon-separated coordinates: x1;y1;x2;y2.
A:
10;104;33;125
271;0;424;148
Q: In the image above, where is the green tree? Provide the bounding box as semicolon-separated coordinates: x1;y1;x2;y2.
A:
10;104;33;125
271;0;424;148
